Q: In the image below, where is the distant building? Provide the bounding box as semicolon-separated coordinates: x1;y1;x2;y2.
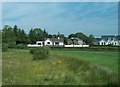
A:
44;37;64;46
95;35;120;46
94;38;101;45
67;37;83;45
27;37;64;47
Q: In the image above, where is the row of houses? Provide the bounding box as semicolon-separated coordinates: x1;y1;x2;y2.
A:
27;37;88;47
27;35;120;47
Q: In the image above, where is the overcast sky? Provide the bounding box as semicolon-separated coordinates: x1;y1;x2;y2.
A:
2;2;118;37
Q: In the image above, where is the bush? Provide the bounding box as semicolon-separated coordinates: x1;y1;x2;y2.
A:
30;48;35;54
2;44;8;52
32;46;50;60
7;42;16;48
16;44;26;49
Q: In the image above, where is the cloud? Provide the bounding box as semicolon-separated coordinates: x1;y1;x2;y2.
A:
2;2;118;37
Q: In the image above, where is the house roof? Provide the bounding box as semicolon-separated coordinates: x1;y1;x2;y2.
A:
44;38;64;42
68;37;82;41
94;38;101;41
101;35;120;41
94;38;101;43
101;35;115;39
101;35;120;39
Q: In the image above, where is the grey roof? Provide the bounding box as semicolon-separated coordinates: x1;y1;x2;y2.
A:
101;35;120;39
101;35;115;39
94;38;101;42
44;38;64;42
101;35;120;41
116;35;120;40
95;38;101;40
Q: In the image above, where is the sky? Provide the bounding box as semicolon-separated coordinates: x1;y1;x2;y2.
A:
2;1;118;37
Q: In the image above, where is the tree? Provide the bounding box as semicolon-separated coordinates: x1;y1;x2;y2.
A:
88;34;95;45
2;25;16;43
43;29;48;38
48;34;52;38
16;29;27;44
28;28;44;44
13;25;18;36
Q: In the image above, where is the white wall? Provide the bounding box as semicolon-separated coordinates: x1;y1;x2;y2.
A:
59;42;64;46
100;39;120;46
44;39;53;46
36;41;43;46
100;40;105;45
65;45;89;47
27;44;42;47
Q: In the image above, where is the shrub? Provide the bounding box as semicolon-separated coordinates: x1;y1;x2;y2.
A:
30;48;36;54
16;44;26;49
2;44;8;52
32;46;50;60
7;42;16;48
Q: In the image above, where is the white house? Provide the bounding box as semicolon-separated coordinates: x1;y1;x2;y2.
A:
99;35;120;46
44;37;64;46
27;37;64;47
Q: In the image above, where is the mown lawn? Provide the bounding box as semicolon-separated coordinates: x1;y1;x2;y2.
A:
2;49;118;85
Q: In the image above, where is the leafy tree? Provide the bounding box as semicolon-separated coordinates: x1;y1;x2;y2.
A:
43;29;48;38
13;25;18;37
28;28;44;44
16;29;27;44
52;34;57;38
28;28;34;43
48;34;52;38
88;34;95;45
2;25;16;44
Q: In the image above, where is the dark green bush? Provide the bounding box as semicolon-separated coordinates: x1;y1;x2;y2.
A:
2;44;8;52
32;46;50;60
7;42;16;48
16;44;27;49
30;48;36;54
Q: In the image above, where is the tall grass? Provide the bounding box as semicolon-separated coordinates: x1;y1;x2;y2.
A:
2;49;118;85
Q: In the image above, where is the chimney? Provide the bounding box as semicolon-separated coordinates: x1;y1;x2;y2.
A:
58;37;60;39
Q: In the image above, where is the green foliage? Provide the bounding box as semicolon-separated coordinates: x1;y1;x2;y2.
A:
32;46;50;60
2;25;16;43
16;44;27;49
7;42;16;48
88;34;95;46
29;48;36;54
28;28;44;44
2;44;8;52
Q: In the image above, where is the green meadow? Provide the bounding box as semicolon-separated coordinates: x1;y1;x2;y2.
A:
2;49;118;85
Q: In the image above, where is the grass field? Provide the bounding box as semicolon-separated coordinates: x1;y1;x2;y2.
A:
2;49;118;85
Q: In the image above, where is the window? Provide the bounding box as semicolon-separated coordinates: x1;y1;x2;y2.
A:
38;43;41;45
101;42;104;45
47;42;50;44
55;42;59;45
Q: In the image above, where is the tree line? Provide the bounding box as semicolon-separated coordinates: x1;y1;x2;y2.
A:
1;25;95;48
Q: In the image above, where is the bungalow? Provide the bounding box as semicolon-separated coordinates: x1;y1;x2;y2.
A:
27;37;64;47
44;37;64;46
